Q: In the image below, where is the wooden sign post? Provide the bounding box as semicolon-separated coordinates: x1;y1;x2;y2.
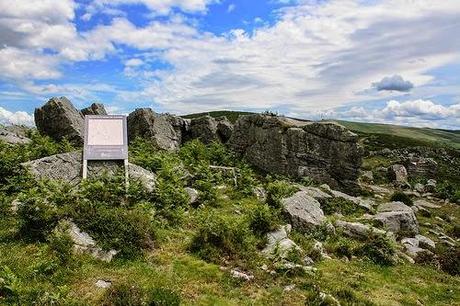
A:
83;115;129;186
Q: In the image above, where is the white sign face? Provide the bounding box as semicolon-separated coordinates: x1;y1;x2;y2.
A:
87;119;124;146
84;115;128;160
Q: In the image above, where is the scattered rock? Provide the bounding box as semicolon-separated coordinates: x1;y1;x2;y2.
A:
229;115;363;192
360;171;374;183
66;221;118;262
387;164;408;185
414;183;425;193
0;127;31;145
413;199;440;209
335;220;389;240
22;151;156;190
95;280;112;289
81;103;107;116
10;199;21;213
284;284;296;292
403;157;438;180
34;97;84;145
296;186;332;202
252;186;267;201
275;262;316;274
262;225;301;259
230;269;254;281
329;188;373;211
373;202;419;236
185;187;200;205
415;234;435;250
424;179;437;193
281;191;325;232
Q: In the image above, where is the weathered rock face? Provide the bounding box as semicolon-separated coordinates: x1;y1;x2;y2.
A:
81;103;107;116
34;97;84;145
403;157;438;179
228;115;363;192
127;108;183;151
22;151;156;191
335;220;389;240
0;127;31;145
189;115;234;144
281;191;325;231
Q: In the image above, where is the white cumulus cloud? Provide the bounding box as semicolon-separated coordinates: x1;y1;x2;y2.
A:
0;107;34;126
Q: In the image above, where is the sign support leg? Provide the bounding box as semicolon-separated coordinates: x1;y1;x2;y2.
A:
124;159;129;190
82;159;88;180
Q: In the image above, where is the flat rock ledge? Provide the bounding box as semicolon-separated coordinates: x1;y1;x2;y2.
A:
22;151;156;191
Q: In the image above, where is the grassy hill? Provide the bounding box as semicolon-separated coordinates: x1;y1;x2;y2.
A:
183;111;460;149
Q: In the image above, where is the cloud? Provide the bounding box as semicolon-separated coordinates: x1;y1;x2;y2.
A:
0;107;34;126
372;75;414;92
227;4;236;13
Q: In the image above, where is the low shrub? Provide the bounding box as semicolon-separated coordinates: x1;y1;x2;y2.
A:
48;221;74;266
354;234;396;266
389;191;413;206
102;282;144;306
437;247;460;276
190;213;256;263
17;194;60;241
0;266;20;303
266;180;298;209
69;202;155;258
322;197;365;216
148;287;180;306
248;204;277;237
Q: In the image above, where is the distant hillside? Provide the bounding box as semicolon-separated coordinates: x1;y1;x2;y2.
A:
336;121;460;149
183;110;460;149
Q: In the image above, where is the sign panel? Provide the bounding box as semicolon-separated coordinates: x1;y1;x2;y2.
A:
84;115;128;160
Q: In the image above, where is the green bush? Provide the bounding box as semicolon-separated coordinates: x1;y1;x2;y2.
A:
266;180;298;209
102;282;144;306
148;287;180;306
48;221;74;266
17;194;60;241
248;204;277;237
438;247;460;276
354;234;396;266
322;197;365;216
190;213;256;262
0;266;21;303
389;191;413;206
69;202;155;258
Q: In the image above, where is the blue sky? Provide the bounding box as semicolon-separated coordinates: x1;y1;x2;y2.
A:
1;0;460;129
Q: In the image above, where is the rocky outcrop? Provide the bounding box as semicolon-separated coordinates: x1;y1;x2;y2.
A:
34;97;85;145
228;115;363;192
0;127;31;145
22;151;156;191
81;103;107;116
189;115;233;144
403;157;438;179
127;108;183;151
373;202;419;236
281;191;325;232
216;117;233;143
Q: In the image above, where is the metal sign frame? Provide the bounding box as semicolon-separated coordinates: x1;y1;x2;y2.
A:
83;115;129;185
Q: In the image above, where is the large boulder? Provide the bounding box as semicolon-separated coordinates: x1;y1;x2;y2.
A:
127;108;184;151
216;116;234;143
228;115;363;192
281;191;325;232
81;103;107;116
34;97;84;145
22;151;156;191
373;202;419;236
262;224;301;259
335;220;389;240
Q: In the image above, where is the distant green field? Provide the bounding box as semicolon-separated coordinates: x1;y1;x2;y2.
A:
183;110;460;149
336;120;460;149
